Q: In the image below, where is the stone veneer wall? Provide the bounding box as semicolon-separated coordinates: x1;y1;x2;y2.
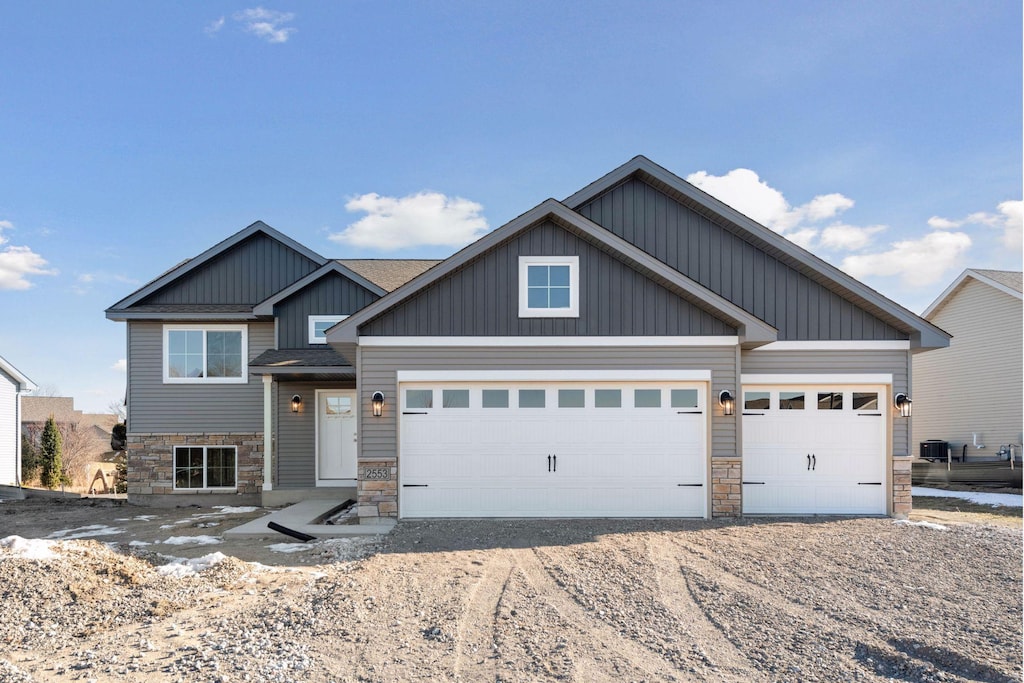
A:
127;432;263;496
891;456;912;518
711;456;742;517
357;459;397;519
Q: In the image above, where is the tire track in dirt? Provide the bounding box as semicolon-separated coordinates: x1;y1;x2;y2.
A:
451;551;513;682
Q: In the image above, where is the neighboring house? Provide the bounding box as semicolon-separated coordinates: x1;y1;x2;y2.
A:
21;397;120;484
0;355;37;488
107;156;949;519
912;269;1023;459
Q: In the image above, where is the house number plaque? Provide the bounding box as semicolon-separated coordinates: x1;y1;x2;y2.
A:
364;468;390;481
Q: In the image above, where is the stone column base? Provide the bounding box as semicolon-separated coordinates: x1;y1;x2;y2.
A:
892;456;912;518
711;456;742;517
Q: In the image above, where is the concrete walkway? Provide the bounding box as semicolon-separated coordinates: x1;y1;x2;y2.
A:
224;499;396;539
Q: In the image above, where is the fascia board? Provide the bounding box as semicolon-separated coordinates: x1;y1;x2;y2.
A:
104;312;259;321
108;221;328;312
253;262;387;315
922;269;1024;320
0;355;37;391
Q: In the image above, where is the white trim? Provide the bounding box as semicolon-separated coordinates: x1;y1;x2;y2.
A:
262;374;273;492
741;373;893;385
171;445;238;491
518;255;580;318
308;315;349;344
314;389;358;485
360;335;739;347
398;370;713;383
162;324;248;384
922;269;1023;319
749;340;910;351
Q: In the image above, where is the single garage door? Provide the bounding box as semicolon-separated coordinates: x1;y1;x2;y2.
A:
399;382;707;518
742;385;887;514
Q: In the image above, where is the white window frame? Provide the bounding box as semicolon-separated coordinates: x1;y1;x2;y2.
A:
163;324;248;384
308;315;349;344
172;445;238;491
518;256;580;318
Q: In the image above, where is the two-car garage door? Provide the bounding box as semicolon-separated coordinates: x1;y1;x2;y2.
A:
399;381;707;518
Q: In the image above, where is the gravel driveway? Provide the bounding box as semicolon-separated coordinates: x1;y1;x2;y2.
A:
0;499;1020;682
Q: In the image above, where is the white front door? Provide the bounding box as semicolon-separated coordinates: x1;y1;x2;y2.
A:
316;390;357;485
742;385;887;514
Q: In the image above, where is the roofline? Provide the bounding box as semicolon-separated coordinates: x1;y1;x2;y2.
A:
252;262;386;316
564;155;951;350
922;268;1024;319
106;221;328;312
249;366;355;375
328;198;777;346
0;354;37;392
105;312;260;322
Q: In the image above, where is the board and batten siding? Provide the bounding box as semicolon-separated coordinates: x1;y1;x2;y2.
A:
127;321;273;433
361;221;735;337
912;279;1023;452
0;368;17;486
741;348;911;457
576;178;907;342
143;233;320;306
358;345;738;464
275;380;356;488
275;274;380;349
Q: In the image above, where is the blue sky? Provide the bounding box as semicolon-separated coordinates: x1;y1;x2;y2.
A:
0;1;1020;412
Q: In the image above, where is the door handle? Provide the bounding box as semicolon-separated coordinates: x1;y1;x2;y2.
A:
553;455;557;472
547;455;551;472
812;454;816;471
807;454;811;470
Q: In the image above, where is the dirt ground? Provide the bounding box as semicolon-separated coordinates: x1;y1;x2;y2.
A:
0;495;1020;682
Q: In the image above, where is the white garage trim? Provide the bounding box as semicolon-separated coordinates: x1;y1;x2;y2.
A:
741;373;893;385
749;341;910;351
398;370;713;383
361;336;739;347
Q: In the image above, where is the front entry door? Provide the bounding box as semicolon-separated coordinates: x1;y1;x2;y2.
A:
316;390;357;484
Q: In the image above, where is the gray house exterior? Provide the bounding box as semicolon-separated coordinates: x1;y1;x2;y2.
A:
108;156;949;518
0;355;36;489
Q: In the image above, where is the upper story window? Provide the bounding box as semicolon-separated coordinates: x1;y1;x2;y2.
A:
308;315;349;344
163;324;248;384
518;256;579;318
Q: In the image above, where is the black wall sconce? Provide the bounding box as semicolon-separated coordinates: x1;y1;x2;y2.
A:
719;390;735;416
291;394;302;413
894;392;912;418
371;391;385;417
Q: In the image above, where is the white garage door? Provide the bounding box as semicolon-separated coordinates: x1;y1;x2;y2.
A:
399;382;707;518
742;385;887;515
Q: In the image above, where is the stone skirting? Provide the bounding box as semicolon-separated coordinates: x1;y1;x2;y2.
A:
711;456;742;517
357;459;397;520
127;432;263;497
892;456;912;518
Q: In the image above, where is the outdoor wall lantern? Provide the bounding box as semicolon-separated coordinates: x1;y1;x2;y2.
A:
894;392;912;418
718;390;735;416
291;394;302;413
371;391;385;417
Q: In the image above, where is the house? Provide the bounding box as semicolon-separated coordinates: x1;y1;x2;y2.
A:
106;156;949;519
21;396;120;487
0;355;37;489
912;269;1023;460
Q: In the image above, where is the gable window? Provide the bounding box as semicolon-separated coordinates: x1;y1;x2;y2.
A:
163;325;248;384
308;315;349;344
174;446;237;490
518;256;580;318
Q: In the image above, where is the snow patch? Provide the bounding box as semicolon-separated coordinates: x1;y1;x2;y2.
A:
213;506;260;514
162;535;222;546
913;487;1023;508
896;519;948;531
47;525;124;540
0;536;60;560
266;543;310;554
156;552;229;577
128;540;152;547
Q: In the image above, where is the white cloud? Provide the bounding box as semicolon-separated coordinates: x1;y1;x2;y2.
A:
112;359;127;372
330;192;489;251
233;7;296;43
72;271;139;295
997;200;1022;251
0;221;57;290
786;229;819;249
840;231;972;287
927;216;960;230
819;223;887;251
205;17;225;36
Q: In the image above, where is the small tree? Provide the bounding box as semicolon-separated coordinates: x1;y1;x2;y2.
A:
20;433;40;484
39;416;64;490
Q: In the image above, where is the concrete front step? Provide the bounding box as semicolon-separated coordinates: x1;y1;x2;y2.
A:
224;499;396;539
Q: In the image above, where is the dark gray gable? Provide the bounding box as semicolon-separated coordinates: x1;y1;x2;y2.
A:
274;272;383;348
573;170;913;342
361;219;736;337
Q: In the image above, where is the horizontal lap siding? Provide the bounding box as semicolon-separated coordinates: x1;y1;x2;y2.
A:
0;371;16;485
912;280;1023;451
577;179;906;341
276;275;380;349
361;221;734;337
740;349;911;456
127;321;273;433
275;380;358;488
143;233;319;305
360;346;738;462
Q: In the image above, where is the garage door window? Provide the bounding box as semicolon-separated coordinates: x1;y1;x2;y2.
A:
817;392;843;410
482;389;509;408
595;389;621;408
745;391;770;410
779;391;805;410
519;389;546;408
558;389;585;408
853;392;878;410
442;389;469;408
634;389;661;408
671;389;698;408
406;389;433;409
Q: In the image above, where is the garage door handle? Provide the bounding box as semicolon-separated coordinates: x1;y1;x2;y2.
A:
807;454;811;470
553;455;557;472
676;410;702;414
858;413;882;417
402;484;428;488
676;483;703;487
547;455;551;472
812;454;816;471
403;411;428;415
858;482;882;485
742;481;765;485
